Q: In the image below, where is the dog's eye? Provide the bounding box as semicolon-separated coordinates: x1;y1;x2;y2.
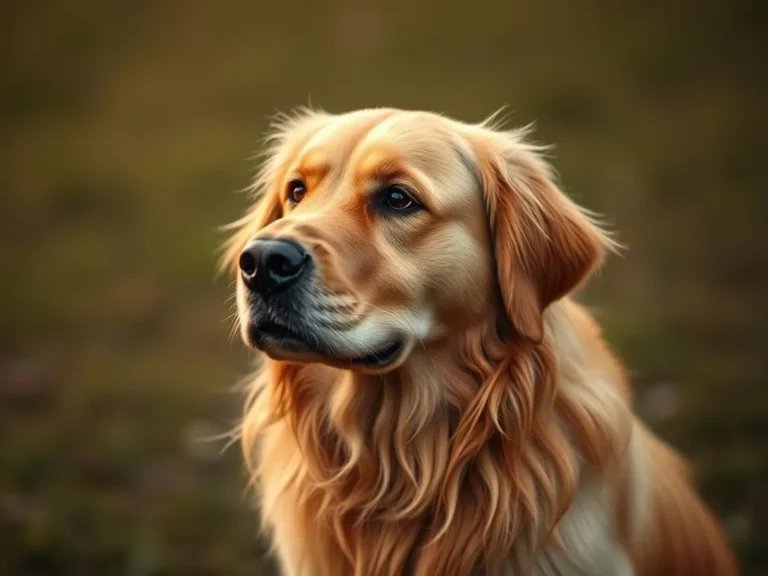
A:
287;179;306;204
381;186;420;212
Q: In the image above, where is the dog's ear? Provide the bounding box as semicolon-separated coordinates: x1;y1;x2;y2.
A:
465;123;615;343
219;109;329;274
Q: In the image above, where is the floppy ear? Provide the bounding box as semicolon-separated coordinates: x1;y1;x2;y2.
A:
467;124;615;343
218;108;330;274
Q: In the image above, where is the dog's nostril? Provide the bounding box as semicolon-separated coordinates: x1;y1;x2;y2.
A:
239;238;310;294
239;250;257;277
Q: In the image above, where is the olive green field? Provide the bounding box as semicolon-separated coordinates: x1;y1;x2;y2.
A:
1;1;766;574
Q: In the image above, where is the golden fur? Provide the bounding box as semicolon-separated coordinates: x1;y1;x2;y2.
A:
222;108;737;575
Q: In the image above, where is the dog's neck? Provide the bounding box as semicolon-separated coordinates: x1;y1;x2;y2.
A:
247;303;627;574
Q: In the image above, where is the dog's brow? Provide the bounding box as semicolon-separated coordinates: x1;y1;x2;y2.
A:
295;149;331;186
352;146;403;185
299;148;330;171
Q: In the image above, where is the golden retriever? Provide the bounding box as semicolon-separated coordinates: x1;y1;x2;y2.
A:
222;108;737;575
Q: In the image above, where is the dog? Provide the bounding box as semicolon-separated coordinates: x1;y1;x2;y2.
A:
222;108;737;575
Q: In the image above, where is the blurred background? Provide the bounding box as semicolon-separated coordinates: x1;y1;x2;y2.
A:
1;1;766;574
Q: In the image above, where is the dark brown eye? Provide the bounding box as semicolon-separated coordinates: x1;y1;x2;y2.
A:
287;179;306;204
382;186;419;212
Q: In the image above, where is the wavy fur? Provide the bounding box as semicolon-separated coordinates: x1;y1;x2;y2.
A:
226;108;737;575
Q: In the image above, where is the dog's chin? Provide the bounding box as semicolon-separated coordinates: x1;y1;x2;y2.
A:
246;320;407;374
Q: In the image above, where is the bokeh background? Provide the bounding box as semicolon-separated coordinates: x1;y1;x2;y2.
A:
1;1;766;574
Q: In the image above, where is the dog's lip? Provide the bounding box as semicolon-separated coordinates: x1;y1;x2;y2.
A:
252;320;308;347
249;320;403;368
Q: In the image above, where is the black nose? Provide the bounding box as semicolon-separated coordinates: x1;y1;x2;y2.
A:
239;238;310;294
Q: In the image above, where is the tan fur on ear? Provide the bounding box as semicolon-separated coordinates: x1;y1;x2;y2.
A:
218;108;331;274
465;123;617;342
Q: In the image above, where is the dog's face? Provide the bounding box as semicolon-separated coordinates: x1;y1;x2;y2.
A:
224;109;610;373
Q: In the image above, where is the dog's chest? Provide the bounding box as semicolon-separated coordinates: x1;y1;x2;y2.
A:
262;464;632;576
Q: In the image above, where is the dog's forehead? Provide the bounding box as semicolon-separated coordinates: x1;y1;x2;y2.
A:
359;112;458;155
303;111;451;161
294;111;471;202
297;109;397;166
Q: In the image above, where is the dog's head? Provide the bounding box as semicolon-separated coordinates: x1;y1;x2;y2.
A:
223;108;613;372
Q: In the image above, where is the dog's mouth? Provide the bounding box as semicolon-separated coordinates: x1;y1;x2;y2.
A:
249;320;404;369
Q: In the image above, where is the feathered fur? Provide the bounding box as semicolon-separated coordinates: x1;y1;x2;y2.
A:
224;108;737;575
